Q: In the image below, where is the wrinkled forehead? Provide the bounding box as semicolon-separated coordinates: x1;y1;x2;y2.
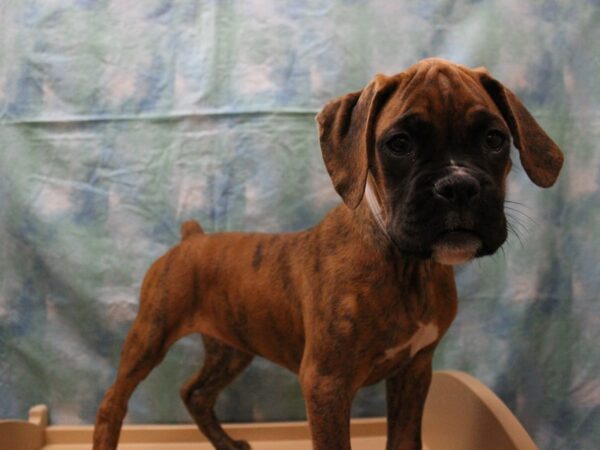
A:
376;61;504;136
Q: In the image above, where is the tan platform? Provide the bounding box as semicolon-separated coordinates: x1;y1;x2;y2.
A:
0;371;538;450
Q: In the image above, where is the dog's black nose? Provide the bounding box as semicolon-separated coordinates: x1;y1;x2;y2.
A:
434;174;481;207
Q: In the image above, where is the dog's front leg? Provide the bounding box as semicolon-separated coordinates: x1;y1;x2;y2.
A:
385;349;435;450
300;363;354;450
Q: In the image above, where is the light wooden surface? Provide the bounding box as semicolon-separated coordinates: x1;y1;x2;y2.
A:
0;371;537;450
40;436;392;450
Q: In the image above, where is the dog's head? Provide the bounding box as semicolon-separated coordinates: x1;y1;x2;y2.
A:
317;58;564;265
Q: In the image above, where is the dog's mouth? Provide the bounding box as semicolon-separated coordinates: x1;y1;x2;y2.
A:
431;229;482;265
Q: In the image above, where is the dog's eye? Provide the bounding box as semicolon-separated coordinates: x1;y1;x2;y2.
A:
484;130;506;152
386;133;413;156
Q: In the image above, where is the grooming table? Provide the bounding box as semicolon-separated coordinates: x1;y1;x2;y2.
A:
0;371;538;450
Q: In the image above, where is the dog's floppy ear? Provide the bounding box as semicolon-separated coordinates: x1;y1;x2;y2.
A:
478;72;564;187
316;75;395;208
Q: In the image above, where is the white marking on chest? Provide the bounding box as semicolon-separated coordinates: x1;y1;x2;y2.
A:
384;322;439;360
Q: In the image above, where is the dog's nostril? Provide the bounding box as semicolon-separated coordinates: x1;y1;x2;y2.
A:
434;176;481;206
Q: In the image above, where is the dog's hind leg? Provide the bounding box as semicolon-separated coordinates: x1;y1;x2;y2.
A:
93;311;177;450
181;334;254;450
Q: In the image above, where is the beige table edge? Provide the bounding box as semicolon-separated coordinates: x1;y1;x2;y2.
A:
0;371;538;450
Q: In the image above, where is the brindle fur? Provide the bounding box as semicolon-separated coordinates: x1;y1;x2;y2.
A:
94;59;563;450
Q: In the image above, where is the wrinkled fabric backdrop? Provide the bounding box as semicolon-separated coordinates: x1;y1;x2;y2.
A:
1;1;598;449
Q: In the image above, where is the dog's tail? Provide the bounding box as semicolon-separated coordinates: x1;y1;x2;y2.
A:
181;220;204;240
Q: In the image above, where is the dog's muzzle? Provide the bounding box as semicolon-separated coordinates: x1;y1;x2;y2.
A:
365;174;484;265
430;171;483;265
366;166;506;266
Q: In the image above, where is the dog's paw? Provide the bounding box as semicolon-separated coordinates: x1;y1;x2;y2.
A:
232;440;252;450
217;440;251;450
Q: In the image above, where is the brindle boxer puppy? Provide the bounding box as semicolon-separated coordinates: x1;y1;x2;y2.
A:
93;58;563;450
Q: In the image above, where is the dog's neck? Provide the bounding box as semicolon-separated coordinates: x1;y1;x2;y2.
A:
337;197;438;305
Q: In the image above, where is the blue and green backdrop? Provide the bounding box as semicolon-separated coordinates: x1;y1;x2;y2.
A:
1;2;598;450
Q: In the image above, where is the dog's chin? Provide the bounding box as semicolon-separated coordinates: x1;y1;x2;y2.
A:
431;230;482;266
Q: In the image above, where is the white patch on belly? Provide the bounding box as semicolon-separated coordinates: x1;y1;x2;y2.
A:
384;322;439;360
